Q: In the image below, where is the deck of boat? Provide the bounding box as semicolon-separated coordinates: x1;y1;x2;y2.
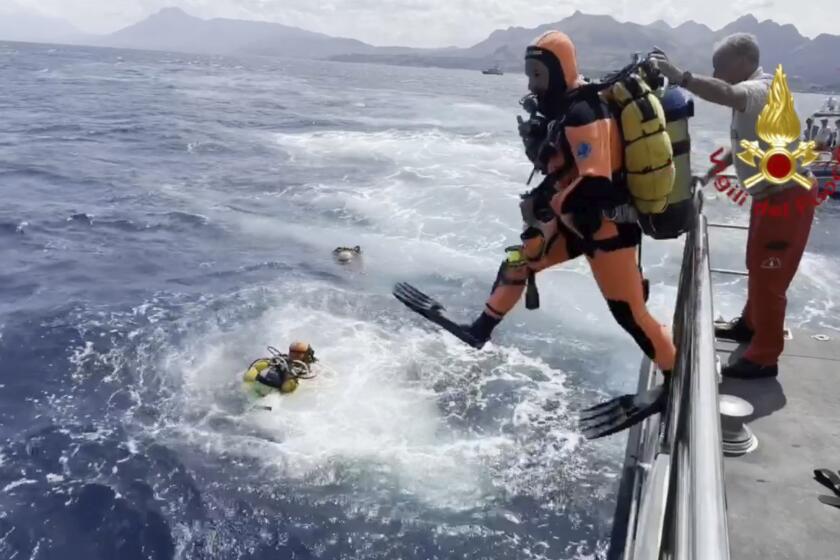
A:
716;328;840;559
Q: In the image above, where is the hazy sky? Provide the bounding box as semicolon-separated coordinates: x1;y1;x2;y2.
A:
8;0;839;47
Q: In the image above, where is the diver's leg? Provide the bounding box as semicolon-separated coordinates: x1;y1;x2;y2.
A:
588;222;676;372
469;221;581;344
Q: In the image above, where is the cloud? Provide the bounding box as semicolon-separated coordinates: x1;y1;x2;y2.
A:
12;0;836;46
737;0;776;9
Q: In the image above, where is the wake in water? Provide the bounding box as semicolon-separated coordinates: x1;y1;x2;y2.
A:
44;276;614;558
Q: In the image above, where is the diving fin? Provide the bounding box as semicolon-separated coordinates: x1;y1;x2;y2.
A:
392;282;486;349
818;495;840;509
579;382;668;440
813;468;840;496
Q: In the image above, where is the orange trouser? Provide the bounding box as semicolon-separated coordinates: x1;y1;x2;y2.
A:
741;187;816;365
485;218;676;371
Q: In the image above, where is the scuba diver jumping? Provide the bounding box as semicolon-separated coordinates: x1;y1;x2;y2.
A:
394;31;698;439
242;341;318;398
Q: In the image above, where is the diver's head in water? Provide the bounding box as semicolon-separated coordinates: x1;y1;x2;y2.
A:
712;33;760;85
525;31;581;118
289;341;316;364
333;245;362;265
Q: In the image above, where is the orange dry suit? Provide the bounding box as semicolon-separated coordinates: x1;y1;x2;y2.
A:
467;31;676;372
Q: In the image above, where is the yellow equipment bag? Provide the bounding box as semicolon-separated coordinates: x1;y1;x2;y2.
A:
603;74;675;215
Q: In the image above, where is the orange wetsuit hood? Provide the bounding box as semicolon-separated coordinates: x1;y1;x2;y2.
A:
525;31;581;116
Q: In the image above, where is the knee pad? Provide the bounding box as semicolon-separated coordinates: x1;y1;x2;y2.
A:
607;299;655;360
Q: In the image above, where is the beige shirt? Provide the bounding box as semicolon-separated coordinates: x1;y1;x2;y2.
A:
730;67;804;199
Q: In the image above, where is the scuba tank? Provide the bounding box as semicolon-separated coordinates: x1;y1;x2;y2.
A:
637;86;696;239
243;359;285;397
529;54;695;241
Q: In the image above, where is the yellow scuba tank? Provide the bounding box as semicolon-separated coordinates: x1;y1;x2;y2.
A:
279;378;299;394
599;72;695;239
242;359;275;398
602;74;675;215
243;359;271;383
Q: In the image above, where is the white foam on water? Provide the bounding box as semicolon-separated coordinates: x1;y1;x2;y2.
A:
2;478;38;493
138;279;582;512
791;252;840;331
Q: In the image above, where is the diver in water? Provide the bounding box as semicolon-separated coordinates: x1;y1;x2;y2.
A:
333;245;362;265
394;31;677;439
242;341;318;397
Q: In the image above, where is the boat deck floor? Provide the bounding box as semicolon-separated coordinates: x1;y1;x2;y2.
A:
716;328;840;560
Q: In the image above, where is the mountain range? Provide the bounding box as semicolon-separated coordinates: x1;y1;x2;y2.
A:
332;11;840;91
0;1;91;45
1;6;838;91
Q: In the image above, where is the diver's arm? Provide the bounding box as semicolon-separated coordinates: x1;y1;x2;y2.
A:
551;112;623;238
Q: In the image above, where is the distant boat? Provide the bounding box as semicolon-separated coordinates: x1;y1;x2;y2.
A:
803;96;840;199
482;65;503;75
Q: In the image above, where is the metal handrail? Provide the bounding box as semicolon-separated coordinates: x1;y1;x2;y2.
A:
707;222;748;231
710;268;748;277
608;191;731;559
685;210;731;560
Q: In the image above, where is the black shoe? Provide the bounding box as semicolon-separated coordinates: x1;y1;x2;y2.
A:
714;316;754;343
721;357;778;379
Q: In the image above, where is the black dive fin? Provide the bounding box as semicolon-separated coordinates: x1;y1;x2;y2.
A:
813;468;840;496
393;282;485;349
818;495;840;509
579;384;667;439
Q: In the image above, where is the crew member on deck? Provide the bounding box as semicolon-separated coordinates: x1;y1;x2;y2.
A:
651;33;816;379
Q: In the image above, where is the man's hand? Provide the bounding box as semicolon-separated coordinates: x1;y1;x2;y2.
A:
649;51;748;111
648;49;685;85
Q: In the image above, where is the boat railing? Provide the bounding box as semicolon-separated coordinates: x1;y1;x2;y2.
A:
608;190;731;560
